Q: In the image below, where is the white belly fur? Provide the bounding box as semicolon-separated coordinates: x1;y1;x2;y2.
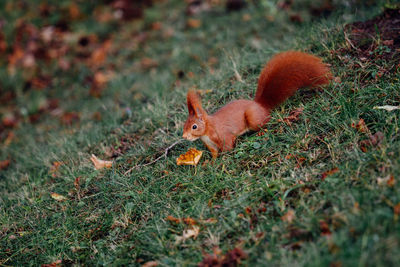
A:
200;135;219;151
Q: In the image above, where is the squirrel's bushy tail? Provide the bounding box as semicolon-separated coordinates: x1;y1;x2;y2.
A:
254;51;332;109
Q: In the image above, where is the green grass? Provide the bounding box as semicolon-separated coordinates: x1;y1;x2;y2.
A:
1;0;400;266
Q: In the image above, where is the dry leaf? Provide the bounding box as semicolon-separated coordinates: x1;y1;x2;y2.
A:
351;118;368;133
0;159;10;170
394;203;400;215
281;209;295;223
51;192;67;201
373;105;400;111
321;167;339;180
166;215;181;224
187;18;201;28
90;154;112;169
49;161;63;177
142;261;158;267
175;226;200;244
359;131;384;152
41;260;62;267
278;107;304;125
176;148;203;166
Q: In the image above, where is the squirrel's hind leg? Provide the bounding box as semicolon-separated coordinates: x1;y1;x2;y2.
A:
245;104;270;131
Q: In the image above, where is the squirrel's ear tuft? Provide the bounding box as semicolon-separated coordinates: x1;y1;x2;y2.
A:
187;90;204;117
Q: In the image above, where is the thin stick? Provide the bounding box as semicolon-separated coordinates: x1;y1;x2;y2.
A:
124;140;182;175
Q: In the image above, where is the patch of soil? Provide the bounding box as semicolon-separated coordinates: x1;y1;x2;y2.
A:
342;8;400;68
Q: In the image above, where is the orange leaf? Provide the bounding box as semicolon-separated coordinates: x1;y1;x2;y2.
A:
281;209;295;223
187;18;201;28
321;167;339;180
176;148;203;166
351;118;368;133
142;261;158;267
49;161;63;177
90;154;112;170
183;217;197;225
394;203;400;215
166;215;181;224
0;159;10;170
41;260;62;267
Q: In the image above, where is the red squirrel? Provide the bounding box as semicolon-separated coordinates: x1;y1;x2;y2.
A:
182;51;332;158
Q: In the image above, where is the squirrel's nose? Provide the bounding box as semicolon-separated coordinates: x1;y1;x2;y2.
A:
182;132;187;139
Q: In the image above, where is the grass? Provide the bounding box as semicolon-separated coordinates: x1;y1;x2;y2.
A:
1;0;400;266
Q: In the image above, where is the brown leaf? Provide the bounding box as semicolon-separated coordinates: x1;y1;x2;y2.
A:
51;193;67;202
140;57;158;69
183;217;197;225
142;261;158;267
0;159;10;170
320;220;332;236
60;112;80;125
176;148;203;166
359;131;384;152
166;215;181;224
321;167;339;181
281;209;295;223
187;18;202;28
278;107;304;125
175;226;200;244
41;260;62;267
351;118;368;133
49;161;63;177
90;154;112;170
394;203;400;215
198;247;247;267
88;39;111;67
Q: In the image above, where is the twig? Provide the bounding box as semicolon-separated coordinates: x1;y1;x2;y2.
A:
124;140;182;175
229;55;245;84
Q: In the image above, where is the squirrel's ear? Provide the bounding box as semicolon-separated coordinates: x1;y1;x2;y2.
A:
187;90;204;117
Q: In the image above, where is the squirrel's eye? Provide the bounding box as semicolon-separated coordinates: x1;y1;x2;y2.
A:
192;124;197;130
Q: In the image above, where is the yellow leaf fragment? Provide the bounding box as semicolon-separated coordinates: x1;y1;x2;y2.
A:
90;154;112;169
176;148;203;166
51;192;67;201
175;226;200;244
281;209;295;223
142;261;158;267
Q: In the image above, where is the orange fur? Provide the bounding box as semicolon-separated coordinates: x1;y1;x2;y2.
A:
183;51;332;158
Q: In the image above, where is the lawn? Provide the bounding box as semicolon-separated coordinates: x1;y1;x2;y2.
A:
1;0;400;266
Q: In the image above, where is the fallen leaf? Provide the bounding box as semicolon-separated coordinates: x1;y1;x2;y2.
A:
60;111;80;125
373;105;400;111
394;203;400;215
198;247;247;267
90;154;112;170
377;175;390;185
175;226;200;244
49;161;63;177
166;215;181;224
359;131;384;152
41;260;62;267
183;217;197;225
351;118;368;133
141;57;158;69
321;167;339;180
142;261;158;267
319;220;332;236
176;148;203;166
281;209;295;223
0;159;10;170
88;39;112;67
51;192;67;202
187;18;201;28
278;107;304;125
